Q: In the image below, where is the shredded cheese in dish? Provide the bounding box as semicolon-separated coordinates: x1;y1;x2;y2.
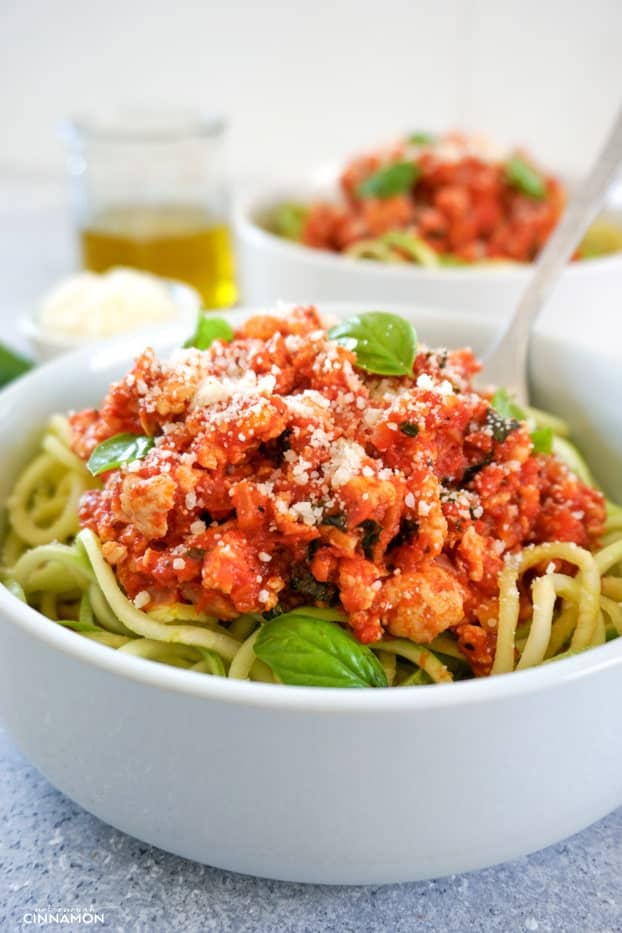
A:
39;268;180;338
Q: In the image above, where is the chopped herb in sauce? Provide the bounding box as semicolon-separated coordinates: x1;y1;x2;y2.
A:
358;519;382;559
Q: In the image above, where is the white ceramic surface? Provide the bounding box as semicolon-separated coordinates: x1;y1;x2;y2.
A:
0;304;620;885
21;278;202;362
234;184;622;331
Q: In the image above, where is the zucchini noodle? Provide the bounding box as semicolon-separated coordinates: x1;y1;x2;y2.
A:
345;232;440;267
78;529;241;662
1;405;621;687
372;639;452;684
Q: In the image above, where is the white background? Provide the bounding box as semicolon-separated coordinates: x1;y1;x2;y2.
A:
1;0;622;319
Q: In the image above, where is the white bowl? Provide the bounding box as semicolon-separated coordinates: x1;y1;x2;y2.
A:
0;303;620;885
234;182;622;331
21;277;202;362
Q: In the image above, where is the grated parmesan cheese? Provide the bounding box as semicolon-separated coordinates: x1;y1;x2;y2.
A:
193;371;276;408
133;590;151;609
323;438;366;487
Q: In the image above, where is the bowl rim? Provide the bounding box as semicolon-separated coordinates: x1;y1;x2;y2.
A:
234;186;622;280
1;309;620;713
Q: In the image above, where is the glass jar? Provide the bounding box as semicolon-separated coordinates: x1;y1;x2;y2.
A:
62;111;237;308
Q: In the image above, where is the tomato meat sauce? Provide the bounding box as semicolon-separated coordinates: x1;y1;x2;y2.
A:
302;132;565;263
71;307;605;676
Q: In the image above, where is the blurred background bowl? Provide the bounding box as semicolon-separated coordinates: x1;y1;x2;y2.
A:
234;176;622;332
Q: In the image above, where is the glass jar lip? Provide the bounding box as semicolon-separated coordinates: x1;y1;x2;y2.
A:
61;110;226;145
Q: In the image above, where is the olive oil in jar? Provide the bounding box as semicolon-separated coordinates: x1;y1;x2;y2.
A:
80;204;237;308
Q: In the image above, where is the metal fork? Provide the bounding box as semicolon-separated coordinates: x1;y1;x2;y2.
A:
482;105;622;403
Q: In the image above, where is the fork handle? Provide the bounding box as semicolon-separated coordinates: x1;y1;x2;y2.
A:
483;106;622;402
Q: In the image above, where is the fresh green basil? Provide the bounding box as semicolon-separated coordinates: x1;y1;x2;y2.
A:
408;131;436;145
399;421;420;437
87;433;155;476
486;408;520;443
491;389;555;454
328;311;418;376
291;566;337;604
505;156;546;200
320;511;348;530
389;516;419;549
254;612;388;688
358;519;382;560
491;388;526;422
183;313;234;351
357;162;420;199
462;452;493;484
530;426;554;454
0;343;33;388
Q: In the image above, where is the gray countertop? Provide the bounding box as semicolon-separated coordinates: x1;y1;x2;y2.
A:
1;724;620;933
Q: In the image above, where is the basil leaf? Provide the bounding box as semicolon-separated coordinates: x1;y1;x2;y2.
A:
254;614;388;688
486;408;520;443
291;565;338;603
505;156;547;200
531;426;554;454
87;433;155;476
408;131;435;145
357;162;420;199
491;388;526;422
0;343;33;388
328;311;417;376
358;519;382;560
491;390;554;454
399;421;419;437
183;313;234;351
320;511;347;530
462;452;493;484
388;516;419;549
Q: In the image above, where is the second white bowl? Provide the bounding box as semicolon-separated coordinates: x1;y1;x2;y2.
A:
234;183;622;336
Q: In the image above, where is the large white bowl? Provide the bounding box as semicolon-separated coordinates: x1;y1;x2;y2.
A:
0;304;620;885
234;183;622;330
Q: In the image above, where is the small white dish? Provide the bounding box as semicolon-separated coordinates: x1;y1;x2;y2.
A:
0;303;619;885
21;273;202;362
